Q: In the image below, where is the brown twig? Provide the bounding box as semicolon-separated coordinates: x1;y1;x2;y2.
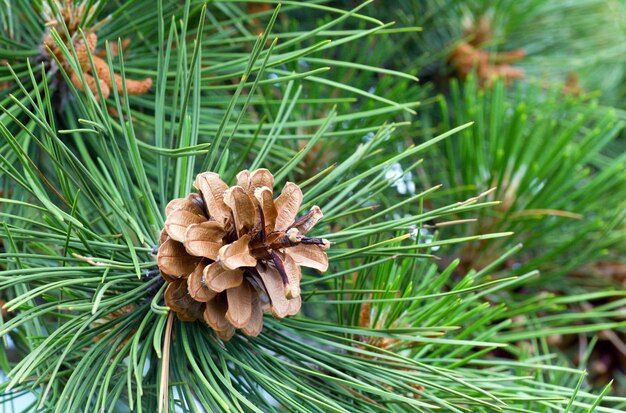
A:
159;312;174;413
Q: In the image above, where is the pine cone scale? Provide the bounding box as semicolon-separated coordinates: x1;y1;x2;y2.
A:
165;209;207;242
226;282;254;328
274;182;303;231
183;221;225;259
286;244;329;272
194;172;231;226
157;238;199;277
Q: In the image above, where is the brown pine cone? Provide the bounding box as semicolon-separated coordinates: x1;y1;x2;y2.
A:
157;169;329;340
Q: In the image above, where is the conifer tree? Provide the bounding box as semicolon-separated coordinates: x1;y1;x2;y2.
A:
1;1;624;412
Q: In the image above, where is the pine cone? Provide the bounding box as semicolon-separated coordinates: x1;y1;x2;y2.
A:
157;169;329;340
41;2;152;102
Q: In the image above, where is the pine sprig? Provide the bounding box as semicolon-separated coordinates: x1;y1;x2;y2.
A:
1;1;625;412
417;76;626;285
